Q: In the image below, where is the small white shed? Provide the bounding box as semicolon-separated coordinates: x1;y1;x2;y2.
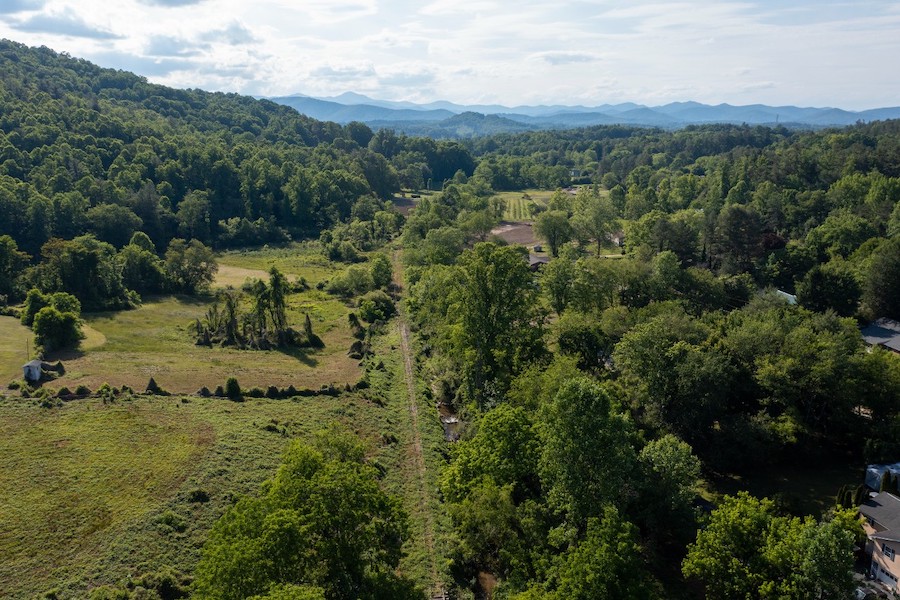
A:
22;359;42;382
866;463;900;490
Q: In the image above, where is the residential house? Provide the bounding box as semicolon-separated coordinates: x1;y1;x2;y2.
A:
860;491;900;591
861;318;900;354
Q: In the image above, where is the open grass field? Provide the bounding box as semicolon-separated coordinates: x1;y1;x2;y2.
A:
496;189;556;222
0;390;393;598
48;295;357;393
0;242;449;598
31;243;361;394
216;242;336;286
0;316;32;383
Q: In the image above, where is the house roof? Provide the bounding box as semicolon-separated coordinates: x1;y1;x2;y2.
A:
775;289;797;305
23;359;42;369
861;492;900;542
861;318;900;353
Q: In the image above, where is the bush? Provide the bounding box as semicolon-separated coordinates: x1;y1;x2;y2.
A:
32;306;83;352
326;265;374;298
225;377;242;401
146;377;162;394
358;290;396;323
154;510;187;533
188;488;210;503
370;254;393;288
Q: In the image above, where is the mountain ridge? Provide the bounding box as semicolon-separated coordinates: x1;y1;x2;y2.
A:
268;91;900;137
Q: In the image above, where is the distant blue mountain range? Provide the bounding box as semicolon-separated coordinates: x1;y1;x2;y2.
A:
267;92;900;137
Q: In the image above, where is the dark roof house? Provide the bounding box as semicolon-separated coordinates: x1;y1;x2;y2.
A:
861;318;900;354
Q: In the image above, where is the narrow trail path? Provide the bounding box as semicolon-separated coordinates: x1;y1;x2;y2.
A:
392;250;443;598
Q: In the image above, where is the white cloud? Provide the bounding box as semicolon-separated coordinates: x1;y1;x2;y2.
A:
0;0;47;14
12;7;121;39
199;21;257;45
530;51;603;65
0;0;897;109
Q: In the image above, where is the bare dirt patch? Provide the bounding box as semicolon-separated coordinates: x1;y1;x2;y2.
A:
491;221;540;247
392;195;418;217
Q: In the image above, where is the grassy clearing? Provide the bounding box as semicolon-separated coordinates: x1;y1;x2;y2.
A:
0;391;390;599
40;243;361;394
216;242;336;286
0;316;32;383
495;189;556;222
47;294;359;393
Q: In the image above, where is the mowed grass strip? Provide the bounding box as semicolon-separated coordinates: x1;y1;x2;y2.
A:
368;325;452;590
0;316;32;383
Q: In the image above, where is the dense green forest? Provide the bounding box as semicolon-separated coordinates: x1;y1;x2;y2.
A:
2;39;900;600
0;39;473;309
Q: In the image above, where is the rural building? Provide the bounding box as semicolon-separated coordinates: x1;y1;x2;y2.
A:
529;254;550;271
22;359;42;382
860;492;900;591
861;318;900;354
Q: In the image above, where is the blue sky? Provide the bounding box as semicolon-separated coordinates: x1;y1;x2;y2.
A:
1;0;898;109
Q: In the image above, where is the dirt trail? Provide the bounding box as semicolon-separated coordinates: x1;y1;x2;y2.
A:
392;250;442;597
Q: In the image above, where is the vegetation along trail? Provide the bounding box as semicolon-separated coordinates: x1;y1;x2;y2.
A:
394;250;443;598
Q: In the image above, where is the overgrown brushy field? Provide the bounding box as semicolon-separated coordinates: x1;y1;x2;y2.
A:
0;370;440;598
43;243;360;394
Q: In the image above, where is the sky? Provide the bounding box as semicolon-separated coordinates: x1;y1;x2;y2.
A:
1;0;899;110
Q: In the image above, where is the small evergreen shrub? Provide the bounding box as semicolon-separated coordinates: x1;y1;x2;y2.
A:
224;377;241;401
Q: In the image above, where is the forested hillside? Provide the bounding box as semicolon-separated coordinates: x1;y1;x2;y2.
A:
0;39;474;306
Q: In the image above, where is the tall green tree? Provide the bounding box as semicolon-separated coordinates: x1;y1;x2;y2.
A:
534;210;573;257
683;492;859;600
539;378;636;524
795;259;860;317
862;237;900;319
193;435;414;600
451;243;544;409
518;507;657;600
572;190;617;256
164;238;218;294
0;234;28;302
